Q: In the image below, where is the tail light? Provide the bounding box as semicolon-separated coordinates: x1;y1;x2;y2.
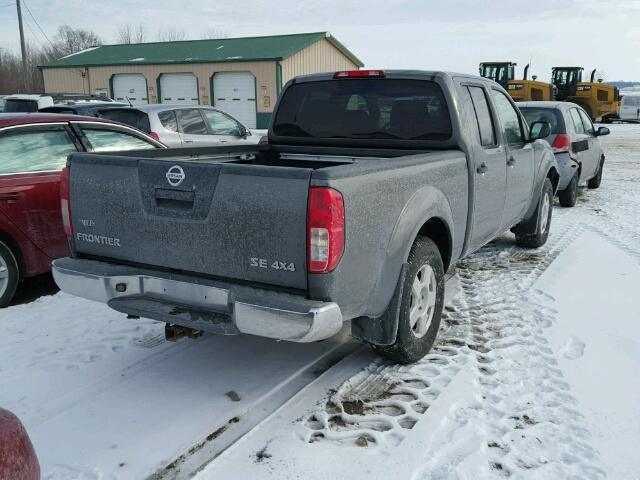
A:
307;187;345;273
259;135;269;145
149;131;160;141
333;70;385;79
551;133;572;153
60;165;72;237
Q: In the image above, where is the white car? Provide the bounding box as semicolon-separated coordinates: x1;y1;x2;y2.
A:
618;92;640;122
98;105;266;147
2;94;55;112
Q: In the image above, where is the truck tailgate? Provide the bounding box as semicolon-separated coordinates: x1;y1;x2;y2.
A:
68;154;311;290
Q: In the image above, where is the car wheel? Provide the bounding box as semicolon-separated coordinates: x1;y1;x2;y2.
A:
558;173;578;207
515;178;554;248
374;236;444;364
0;241;19;308
587;158;604;189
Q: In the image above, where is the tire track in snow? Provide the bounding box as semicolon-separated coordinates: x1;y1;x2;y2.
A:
446;214;607;479
302;293;475;448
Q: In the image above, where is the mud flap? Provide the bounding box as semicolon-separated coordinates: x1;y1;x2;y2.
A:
351;263;407;346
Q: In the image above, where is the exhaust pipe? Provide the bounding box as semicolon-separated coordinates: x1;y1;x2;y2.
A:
523;64;530;80
590;69;596;83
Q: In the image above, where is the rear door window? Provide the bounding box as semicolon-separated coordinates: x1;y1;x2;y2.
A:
273;79;452;141
158;110;178;132
569;109;586;134
203;110;241;135
79;126;157;152
577;109;594;135
176;109;209;135
0;127;78;173
466;86;496;147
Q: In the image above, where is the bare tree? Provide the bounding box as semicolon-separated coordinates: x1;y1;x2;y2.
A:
45;25;102;58
157;28;187;42
117;24;148;44
201;28;229;39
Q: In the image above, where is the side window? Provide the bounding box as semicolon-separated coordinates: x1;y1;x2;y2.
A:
81;127;157;152
158;110;178;132
577;109;594;135
202;110;241;136
569;109;586;134
176;109;208;135
490;90;524;144
0;128;77;174
466;86;496;147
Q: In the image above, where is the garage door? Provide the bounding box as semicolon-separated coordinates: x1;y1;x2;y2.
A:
112;74;148;104
160;74;199;105
213;72;256;128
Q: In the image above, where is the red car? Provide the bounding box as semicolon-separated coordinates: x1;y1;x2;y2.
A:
0;113;164;307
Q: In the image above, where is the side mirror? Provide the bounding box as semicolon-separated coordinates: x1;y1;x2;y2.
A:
529;121;551;141
595;126;610;137
238;125;250;138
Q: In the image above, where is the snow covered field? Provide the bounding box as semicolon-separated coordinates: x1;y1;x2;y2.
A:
1;124;639;479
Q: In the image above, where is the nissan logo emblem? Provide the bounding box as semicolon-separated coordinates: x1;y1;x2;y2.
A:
166;165;185;187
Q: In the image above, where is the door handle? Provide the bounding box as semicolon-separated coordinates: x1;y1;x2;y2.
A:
0;192;24;202
477;162;488;174
507;156;516;167
183;139;194;144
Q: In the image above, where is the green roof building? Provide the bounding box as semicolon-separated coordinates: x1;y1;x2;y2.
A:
40;32;363;128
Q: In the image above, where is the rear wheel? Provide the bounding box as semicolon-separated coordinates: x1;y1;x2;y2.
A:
515;178;553;248
558;173;578;207
0;241;19;308
374;236;444;364
587;158;604;189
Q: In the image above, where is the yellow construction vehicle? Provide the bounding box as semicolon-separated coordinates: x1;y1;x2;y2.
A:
551;67;620;121
479;62;553;101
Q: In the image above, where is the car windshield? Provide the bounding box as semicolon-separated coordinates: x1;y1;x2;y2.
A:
520;107;564;135
98;109;151;133
3;99;39;113
272;79;452;141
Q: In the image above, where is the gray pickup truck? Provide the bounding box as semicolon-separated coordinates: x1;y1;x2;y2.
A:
53;70;558;363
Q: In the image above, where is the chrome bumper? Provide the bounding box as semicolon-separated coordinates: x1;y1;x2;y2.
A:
52;258;343;343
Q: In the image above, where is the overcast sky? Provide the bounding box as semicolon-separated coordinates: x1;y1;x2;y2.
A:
1;0;639;81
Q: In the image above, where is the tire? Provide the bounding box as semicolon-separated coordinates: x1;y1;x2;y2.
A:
374;236;444;364
0;241;19;308
558;173;578;207
587;158;604;189
515;178;554;248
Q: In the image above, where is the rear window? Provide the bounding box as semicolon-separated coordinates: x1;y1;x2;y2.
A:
3;99;38;113
40;107;76;114
520;107;564;135
273;79;452;141
98;109;151;133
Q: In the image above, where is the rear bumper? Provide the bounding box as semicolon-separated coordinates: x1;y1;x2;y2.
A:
52;258;343;343
554;151;578;191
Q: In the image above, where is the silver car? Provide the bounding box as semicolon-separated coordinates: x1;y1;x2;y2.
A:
520;101;610;207
98;104;266;147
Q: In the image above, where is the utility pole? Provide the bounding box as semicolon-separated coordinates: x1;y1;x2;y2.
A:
16;0;28;91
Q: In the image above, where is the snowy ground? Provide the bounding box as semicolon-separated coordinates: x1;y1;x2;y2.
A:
1;124;639;480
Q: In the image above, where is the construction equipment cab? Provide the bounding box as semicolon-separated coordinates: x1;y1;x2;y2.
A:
479;62;553;102
551;67;620;121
